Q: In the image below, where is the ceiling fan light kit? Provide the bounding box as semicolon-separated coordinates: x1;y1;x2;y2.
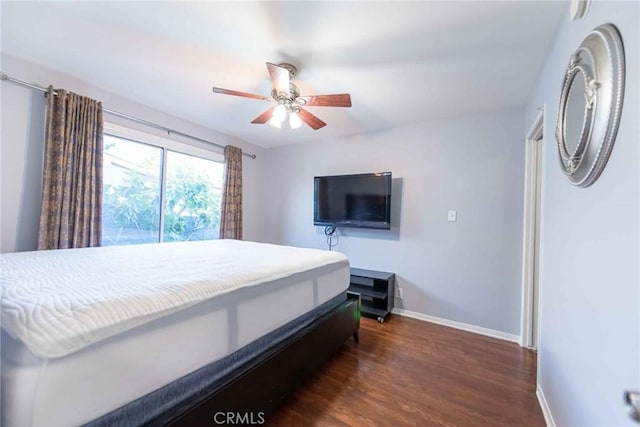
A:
269;104;288;128
212;62;352;131
289;112;303;129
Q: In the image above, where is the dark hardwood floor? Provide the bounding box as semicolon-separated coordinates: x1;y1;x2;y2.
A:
269;315;543;427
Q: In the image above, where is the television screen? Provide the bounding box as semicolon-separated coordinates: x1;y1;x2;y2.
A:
314;172;392;229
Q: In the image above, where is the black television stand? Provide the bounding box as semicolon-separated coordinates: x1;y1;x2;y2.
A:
347;268;395;323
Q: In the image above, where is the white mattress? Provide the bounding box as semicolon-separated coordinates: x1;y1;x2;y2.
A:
1;242;350;426
1;239;348;359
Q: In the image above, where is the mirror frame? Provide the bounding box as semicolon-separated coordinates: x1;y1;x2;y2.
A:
555;24;625;187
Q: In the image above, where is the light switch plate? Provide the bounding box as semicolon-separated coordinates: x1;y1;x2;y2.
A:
448;210;457;222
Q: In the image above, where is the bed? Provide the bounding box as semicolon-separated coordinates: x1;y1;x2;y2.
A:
1;240;359;426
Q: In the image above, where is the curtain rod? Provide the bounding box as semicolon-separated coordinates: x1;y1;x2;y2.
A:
0;71;257;159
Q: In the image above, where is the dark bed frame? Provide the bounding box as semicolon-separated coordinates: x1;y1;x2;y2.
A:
147;293;360;426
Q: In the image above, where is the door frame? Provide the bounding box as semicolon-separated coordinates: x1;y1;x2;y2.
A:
520;108;544;349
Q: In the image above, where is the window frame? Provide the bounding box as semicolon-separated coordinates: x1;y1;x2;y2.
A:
103;122;224;244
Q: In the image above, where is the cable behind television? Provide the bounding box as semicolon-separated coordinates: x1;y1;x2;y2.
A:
324;225;338;251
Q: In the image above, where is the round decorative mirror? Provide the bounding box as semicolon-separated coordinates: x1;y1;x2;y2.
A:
563;69;586;152
562;64;589;159
555;24;625;187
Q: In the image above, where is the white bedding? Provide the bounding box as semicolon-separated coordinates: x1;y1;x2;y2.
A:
0;239;348;358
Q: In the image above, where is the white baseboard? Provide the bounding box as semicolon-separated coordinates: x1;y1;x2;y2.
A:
391;308;520;343
536;384;556;427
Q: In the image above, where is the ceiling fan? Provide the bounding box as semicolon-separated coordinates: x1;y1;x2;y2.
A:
212;62;351;130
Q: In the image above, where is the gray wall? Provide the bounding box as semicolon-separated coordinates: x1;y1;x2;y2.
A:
525;1;639;425
0;54;265;253
262;108;525;336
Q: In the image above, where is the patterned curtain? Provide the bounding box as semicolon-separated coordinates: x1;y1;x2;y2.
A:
37;87;104;250
220;145;243;240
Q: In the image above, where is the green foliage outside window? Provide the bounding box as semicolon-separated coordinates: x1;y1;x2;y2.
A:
163;166;221;242
103;163;221;245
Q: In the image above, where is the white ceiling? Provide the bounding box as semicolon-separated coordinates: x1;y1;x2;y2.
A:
1;1;565;148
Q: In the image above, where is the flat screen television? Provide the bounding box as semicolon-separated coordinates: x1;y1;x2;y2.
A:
314;172;392;230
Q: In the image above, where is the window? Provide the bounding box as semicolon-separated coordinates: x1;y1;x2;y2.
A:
102;128;224;246
163;150;223;242
103;136;162;245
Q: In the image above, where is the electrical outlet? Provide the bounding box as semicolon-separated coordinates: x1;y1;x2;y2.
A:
396;287;403;299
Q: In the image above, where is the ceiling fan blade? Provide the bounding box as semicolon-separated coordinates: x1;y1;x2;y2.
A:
251;106;276;124
212;87;270;101
299;94;352;107
266;62;290;96
297;108;327;130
